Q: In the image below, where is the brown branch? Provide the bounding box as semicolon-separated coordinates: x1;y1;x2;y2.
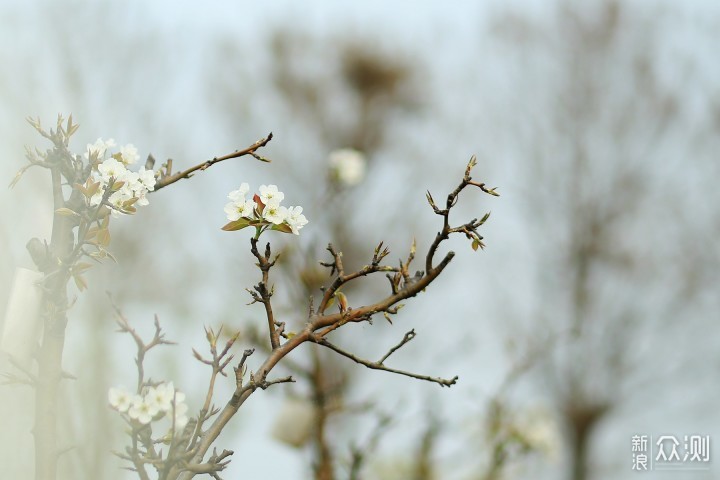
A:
249;238;280;349
177;331;311;480
152;133;273;192
177;158;495;478
311;334;458;388
188;327;240;452
317;243;398;315
312;249;455;336
425;156;497;273
378;329;416;364
110;300;176;392
181;262;452;476
182;448;233;478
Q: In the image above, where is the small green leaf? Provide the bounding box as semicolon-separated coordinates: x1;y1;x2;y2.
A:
9;167;27;189
468;155;478;169
426;190;435;208
105;250;118;263
336;292;349;312
97;228;111;247
222;218;252;231
73;273;87;291
86;181;101;198
471;239;480;251
270;223;293;234
56;207;79;217
74;183;89;197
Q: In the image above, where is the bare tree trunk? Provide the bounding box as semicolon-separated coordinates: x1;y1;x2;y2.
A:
34;168;73;480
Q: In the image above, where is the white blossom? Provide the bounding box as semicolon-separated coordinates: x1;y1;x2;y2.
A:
173;401;189;430
89;188;105;207
85;137;116;159
108;189;133;217
128;395;159;425
223;183;308;236
225;199;255;221
263;203;288;225
108;386;133;413
119;143;139;165
137;166;157;191
146;383;185;413
123;170;140;188
285;206;308;235
228;183;250;202
329;148;366;186
259;184;284;205
89;152;154;212
97;158;128;182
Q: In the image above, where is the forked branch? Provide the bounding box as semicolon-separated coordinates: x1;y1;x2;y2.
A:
178;157;496;478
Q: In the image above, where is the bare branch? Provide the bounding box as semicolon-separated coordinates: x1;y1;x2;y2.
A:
249;238;281;349
426;156;497;272
312;334;458;388
153;133;273;192
178;159;494;477
110;297;175;392
378;329;416;364
182;448;233;478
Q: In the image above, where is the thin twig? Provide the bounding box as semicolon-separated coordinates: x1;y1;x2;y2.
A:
153;133;273;192
312;335;458;388
378;330;416;365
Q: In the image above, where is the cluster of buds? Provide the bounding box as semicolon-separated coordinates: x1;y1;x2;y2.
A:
80;138;156;216
108;383;189;431
222;183;308;235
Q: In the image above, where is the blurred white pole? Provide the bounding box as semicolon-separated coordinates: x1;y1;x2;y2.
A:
1;267;43;368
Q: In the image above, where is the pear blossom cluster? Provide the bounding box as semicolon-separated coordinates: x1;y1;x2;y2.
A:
223;183;308;235
85;138;156;215
108;383;189;430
